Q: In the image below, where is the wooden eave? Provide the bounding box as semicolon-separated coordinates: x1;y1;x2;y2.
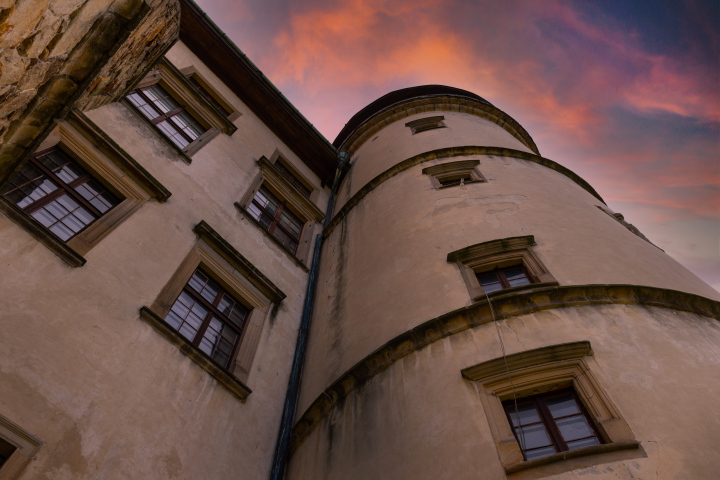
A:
178;0;338;184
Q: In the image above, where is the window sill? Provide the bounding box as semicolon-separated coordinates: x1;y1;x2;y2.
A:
0;196;86;267
139;306;252;402
504;440;641;475
235;203;310;272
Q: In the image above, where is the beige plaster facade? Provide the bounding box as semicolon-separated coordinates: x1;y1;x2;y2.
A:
0;2;718;480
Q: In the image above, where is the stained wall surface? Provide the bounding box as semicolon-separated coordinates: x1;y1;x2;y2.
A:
0;41;328;479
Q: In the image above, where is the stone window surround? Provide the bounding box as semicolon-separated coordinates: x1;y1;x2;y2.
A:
126;58;238;162
0;111;171;268
236;154;325;268
447;235;558;301
268;149;319;202
140;221;286;402
422;159;487;190
0;413;43;480
461;341;640;476
179;65;241;122
404;115;447;134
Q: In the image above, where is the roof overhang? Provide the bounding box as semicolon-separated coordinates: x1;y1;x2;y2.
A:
179;0;338;184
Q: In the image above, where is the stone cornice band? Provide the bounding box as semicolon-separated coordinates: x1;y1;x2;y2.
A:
290;284;720;454
324;146;605;238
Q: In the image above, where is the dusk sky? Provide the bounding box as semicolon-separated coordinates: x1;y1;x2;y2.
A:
195;0;719;291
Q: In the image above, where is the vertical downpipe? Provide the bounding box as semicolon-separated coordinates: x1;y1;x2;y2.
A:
270;151;351;480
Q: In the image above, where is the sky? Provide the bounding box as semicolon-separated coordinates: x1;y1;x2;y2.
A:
195;0;720;291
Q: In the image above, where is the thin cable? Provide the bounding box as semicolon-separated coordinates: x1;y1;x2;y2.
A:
484;290;527;460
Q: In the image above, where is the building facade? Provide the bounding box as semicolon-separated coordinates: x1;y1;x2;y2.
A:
0;1;718;479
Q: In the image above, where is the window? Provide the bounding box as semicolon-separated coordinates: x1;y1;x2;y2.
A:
166;269;248;369
461;341;640;476
476;265;532;294
180;66;241;122
141;221;286;401
247;186;304;254
1;148;119;242
127;84;207;150
504;389;602;461
422;160;487;190
405;115;446;134
0;437;16;469
447;235;557;301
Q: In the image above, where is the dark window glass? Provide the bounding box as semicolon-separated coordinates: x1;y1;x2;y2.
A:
166;269;248;369
247;186;303;254
439;175;472;187
476;265;532;293
504;389;602;461
1;149;119;241
187;75;231;116
274;161;312;199
0;436;16;468
127;85;207;149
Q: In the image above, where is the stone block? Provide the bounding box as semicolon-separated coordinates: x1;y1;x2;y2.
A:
0;0;51;49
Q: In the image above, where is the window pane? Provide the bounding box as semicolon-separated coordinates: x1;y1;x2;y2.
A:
253;187;281;216
156;120;189;148
127;92;161;120
555;415;595;442
505;267;531;287
166;291;208;341
514;423;553;450
143;85;180;113
169;111;206;140
2;162;57;208
199;317;239;367
507;402;542;427
544;394;581;418
566;437;601;450
73;179;118;214
278;208;303;239
31;196;96;241
477;272;500;286
275;161;311;198
524;446;556;460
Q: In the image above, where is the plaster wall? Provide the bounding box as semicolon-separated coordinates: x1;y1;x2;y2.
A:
334;111;534;210
289;304;720;480
299;140;719;414
0;48;328;478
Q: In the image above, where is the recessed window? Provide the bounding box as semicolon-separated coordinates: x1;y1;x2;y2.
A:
504;389;602;461
127;85;207;149
422;160;487;189
274;161;311;199
247;186;303;254
476;265;532;293
187;75;232;117
405;115;446;134
1;148;119;242
166;269;248;369
0;437;16;469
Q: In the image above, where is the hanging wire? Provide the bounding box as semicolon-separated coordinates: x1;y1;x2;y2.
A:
484;290;527;460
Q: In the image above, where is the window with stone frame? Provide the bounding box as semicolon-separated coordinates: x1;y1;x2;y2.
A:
405;115;446;134
422;160;487;190
476;264;533;294
504;388;603;461
127;84;207;150
166;268;249;369
1;147;119;242
246;185;304;255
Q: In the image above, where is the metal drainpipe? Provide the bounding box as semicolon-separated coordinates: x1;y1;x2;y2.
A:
270;150;351;480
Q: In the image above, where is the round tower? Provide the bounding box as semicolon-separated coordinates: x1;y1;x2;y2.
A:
288;86;720;479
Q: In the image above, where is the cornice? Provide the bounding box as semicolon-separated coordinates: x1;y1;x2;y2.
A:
338;95;539;157
289;284;720;455
323;146;605;238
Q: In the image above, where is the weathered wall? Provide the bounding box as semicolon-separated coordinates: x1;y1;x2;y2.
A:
0;42;328;479
289;304;720;480
0;0;179;185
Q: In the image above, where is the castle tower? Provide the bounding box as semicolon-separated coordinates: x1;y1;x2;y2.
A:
287;86;720;479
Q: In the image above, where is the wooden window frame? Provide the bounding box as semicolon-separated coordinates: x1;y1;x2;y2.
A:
405;115;446;134
126;58;237;161
0;413;43;480
476;264;533;293
0;111;170;267
462;341;640;476
236;155;325;267
248;185;304;255
422;159;487;190
141;221;285;401
447;235;558;301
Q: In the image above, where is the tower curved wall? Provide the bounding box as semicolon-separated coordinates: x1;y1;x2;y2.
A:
288;87;720;479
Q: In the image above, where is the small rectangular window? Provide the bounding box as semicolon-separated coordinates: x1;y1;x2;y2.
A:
246;186;303;254
1;148;119;242
476;265;532;293
503;389;602;461
165;269;249;369
127;85;207;149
